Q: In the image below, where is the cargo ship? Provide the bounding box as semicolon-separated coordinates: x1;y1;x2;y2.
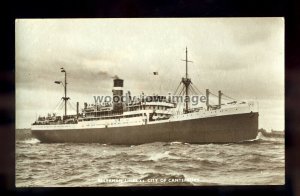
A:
31;48;259;144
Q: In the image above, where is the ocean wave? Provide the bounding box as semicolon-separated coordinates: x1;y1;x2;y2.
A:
170;141;183;145
195;158;224;167
233;132;263;145
16;153;42;161
242;153;269;163
97;152;129;160
217;151;226;156
79;152;93;158
140;173;194;186
259;130;284;138
38;160;54;165
16;153;29;159
235;132;284;145
258;131;284;142
256;138;284;145
146;151;170;161
141;172;184;180
145;151;184;162
16;132;285;187
229;166;261;173
161;141;190;146
17;138;40;144
180;166;201;173
62;178;85;184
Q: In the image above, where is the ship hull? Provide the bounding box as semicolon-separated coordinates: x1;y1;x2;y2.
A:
31;112;258;144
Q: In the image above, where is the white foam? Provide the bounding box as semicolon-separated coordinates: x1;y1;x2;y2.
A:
22;138;40;144
148;151;170;161
170;141;183;145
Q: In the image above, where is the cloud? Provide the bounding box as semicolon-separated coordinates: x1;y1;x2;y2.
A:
15;18;284;129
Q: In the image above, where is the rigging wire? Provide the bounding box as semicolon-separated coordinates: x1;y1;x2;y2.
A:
209;91;219;98
190;82;204;95
52;99;63;113
222;93;239;101
70;101;77;111
189;85;198;96
189;84;201;96
178;85;185;96
57;100;64;112
67;101;76;113
221;96;235;101
173;81;182;95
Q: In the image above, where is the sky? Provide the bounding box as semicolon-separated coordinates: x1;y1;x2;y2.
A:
15;18;284;130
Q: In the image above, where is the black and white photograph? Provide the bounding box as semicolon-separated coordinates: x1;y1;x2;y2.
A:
15;18;284;187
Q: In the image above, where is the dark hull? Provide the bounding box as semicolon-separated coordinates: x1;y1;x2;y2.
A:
31;112;259;144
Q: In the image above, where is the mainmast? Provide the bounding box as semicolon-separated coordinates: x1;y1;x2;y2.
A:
55;67;69;118
181;47;192;113
185;47;188;78
62;68;69;116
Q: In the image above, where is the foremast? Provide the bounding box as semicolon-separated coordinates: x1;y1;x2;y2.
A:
55;67;70;118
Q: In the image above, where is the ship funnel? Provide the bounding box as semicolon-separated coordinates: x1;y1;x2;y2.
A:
113;78;123;87
112;78;124;112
